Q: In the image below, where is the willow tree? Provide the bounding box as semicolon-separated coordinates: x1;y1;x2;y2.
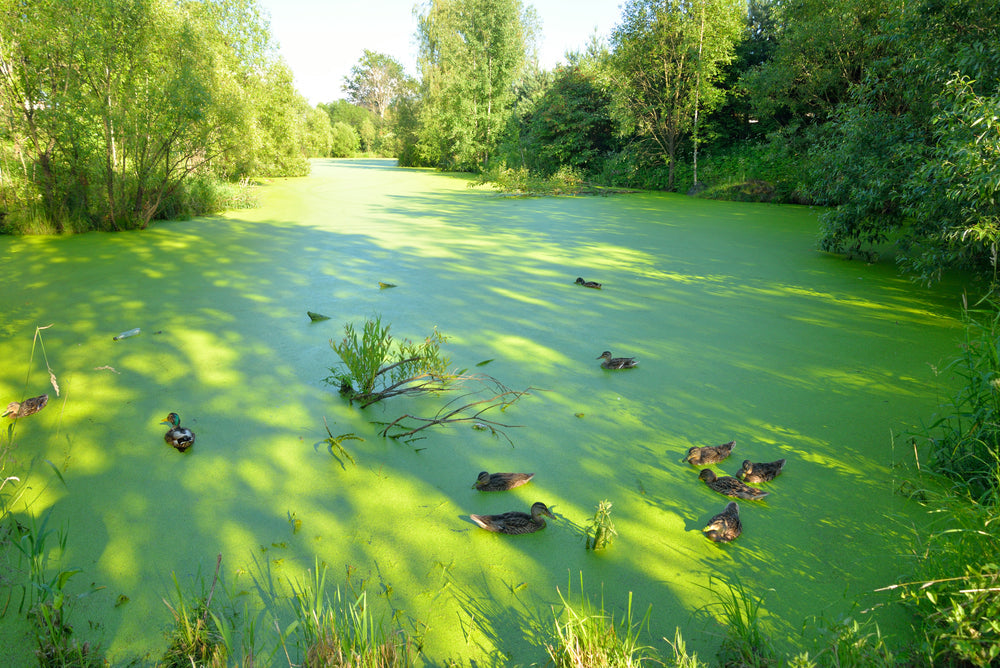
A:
414;0;535;170
609;0;744;190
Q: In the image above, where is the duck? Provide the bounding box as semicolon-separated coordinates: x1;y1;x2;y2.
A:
685;440;735;466
473;471;535;491
470;502;554;534
597;351;637;369
3;394;48;418
575;277;602;289
161;412;195;452
703;501;742;542
699;469;768;500
738;458;786;483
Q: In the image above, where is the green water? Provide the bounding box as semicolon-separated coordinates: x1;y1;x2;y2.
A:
0;159;971;665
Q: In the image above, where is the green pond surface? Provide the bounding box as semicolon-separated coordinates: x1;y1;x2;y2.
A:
0;159;974;665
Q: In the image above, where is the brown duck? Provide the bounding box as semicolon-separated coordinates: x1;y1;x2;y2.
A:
3;394;48;418
737;459;786;483
473;471;535;491
597;351;638;369
685;440;735;466
699;469;769;501
703;501;742;542
470;502;554;534
575;277;602;289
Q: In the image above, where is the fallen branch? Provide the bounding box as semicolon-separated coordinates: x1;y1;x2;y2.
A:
378;378;532;444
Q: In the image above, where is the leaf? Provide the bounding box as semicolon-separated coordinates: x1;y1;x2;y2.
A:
475;359;494;366
378;282;397;289
307;311;331;322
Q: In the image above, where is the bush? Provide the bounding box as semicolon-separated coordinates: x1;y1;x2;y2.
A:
330;122;361;158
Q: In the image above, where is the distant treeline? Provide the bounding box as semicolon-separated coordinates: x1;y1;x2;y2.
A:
4;0;999;286
344;0;1000;285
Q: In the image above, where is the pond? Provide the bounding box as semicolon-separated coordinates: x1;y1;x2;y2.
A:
0;158;972;665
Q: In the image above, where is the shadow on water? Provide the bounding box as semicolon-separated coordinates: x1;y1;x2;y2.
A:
0;158;972;664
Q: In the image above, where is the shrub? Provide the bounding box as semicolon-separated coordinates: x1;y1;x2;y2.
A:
330;122;361;158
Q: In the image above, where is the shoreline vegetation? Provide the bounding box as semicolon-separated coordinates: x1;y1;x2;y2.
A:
2;0;996;290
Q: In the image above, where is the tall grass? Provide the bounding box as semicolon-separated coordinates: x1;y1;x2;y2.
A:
286;560;415;668
706;577;775;667
545;577;655;668
919;294;1000;505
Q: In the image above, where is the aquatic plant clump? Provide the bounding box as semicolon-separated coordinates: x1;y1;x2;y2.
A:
585;500;617;550
327;315;454;407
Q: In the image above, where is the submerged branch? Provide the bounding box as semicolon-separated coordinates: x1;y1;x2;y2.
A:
379;378;532;444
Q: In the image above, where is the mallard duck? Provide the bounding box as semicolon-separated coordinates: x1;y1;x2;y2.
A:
737;458;786;483
597;351;637;369
470;501;554;534
575;277;602;289
473;471;535;491
161;412;195;452
3;394;48;419
703;501;742;542
685;440;735;466
699;469;769;500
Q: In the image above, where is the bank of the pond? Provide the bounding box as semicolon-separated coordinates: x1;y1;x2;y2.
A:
0;158;973;665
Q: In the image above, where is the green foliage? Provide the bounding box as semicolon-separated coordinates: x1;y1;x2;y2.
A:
287;560;414;667
0;0;315;234
327;315;452;407
343;50;412;120
920;564;1000;666
472;163;590;196
518;65;615;177
898;76;1000;284
918;296;1000;505
12;511;106;667
707;577;776;667
585;500;618;551
330;122;362;158
414;0;534;171
546;582;655;668
793;616;897;667
160;571;227;668
610;0;745;190
663;627;709;667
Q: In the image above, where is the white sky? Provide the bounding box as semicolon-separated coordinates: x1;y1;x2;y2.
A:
255;0;625;105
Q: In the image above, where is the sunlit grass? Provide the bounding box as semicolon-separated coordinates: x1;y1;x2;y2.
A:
546;577;656;668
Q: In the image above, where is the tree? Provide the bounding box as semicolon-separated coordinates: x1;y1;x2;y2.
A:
0;0;316;231
414;0;535;170
609;0;743;190
520;65;614;176
342;50;410;119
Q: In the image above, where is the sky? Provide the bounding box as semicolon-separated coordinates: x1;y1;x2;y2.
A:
255;0;625;105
